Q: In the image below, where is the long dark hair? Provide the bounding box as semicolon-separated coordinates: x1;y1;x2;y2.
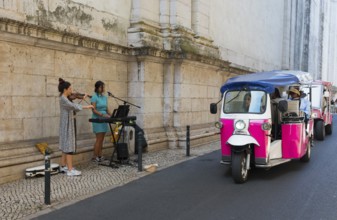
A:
94;80;105;94
58;78;71;96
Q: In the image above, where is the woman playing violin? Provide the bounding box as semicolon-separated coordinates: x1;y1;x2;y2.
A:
58;78;94;176
91;80;111;162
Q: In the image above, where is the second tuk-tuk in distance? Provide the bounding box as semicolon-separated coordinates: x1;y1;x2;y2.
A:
303;80;333;140
210;70;313;183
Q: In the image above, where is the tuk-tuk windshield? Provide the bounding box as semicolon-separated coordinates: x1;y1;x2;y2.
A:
223;90;267;114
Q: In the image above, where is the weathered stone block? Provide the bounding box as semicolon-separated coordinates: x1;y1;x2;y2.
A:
194;111;204;124
143;98;163;113
0;119;23;142
179;84;193;98
54;51;92;79
127;61;139;82
201;111;209;124
0;42;12;71
54;97;61;116
12;73;45;96
207;86;220;99
143;113;163;129
209;111;219;122
0;72;13;96
46;76;60;97
174;98;191;112
144;62;163;82
42;116;59;138
144;82;163;98
0;97;12;119
173;111;192;127
190;84;199;98
106;81;128;98
172;0;192;28
92;57;117;81
72;78;93;95
173;82;181;98
42;97;57;117
115;61;128;82
11;97;55;118
128;82;144;98
191;98;204;111
208;71;224;85
23;117;43;140
0;42;55;76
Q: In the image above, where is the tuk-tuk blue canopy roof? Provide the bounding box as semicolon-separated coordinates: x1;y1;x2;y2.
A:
220;70;313;94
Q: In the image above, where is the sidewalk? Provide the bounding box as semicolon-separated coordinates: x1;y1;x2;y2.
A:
0;141;219;220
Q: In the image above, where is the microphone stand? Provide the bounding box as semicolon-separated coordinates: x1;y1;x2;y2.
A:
107;92;141;109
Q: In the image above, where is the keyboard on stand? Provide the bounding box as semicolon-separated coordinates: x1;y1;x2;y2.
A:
89;116;137;168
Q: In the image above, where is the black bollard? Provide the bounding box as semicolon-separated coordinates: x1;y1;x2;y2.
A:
186;125;190;156
137;131;143;171
44;151;51;205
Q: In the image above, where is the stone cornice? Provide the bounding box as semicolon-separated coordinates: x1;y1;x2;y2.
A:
132;46;230;67
0;17;230;68
0;17;130;55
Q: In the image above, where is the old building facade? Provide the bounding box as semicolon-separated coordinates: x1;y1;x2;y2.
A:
0;0;336;183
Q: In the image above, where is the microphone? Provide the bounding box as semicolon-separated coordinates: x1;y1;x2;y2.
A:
107;91;113;97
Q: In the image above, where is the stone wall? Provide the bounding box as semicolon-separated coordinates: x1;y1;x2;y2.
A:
0;14;231;183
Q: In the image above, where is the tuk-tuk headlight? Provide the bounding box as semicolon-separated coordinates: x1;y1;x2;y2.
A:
262;122;272;131
235;120;246;130
312;112;317;118
215;121;223;129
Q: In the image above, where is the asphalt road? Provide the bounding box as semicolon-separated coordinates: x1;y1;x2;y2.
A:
35;119;337;220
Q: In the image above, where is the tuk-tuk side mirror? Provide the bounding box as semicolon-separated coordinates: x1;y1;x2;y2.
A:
210;103;218;114
278;100;288;113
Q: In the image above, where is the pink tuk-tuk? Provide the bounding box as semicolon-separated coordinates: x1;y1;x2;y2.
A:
303;81;333;140
210;70;313;183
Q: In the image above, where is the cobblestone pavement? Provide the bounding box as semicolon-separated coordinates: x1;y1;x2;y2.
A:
0;142;219;220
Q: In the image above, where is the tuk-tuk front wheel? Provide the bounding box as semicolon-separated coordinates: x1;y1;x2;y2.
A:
300;139;311;162
325;122;333;135
232;152;248;183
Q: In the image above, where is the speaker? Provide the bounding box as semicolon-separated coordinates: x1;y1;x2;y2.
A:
116;143;129;161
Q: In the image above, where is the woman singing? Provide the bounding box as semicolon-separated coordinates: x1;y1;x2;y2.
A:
58;78;94;176
91;80;111;162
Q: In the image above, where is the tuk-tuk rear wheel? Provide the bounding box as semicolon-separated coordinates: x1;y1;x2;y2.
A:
232;152;248;184
315;120;325;141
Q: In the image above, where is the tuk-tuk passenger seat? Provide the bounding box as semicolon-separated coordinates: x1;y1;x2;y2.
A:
282;100;304;122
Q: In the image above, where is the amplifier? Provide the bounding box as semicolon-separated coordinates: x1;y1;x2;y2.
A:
116;143;129;161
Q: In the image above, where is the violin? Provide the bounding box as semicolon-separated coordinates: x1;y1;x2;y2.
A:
68;92;92;101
